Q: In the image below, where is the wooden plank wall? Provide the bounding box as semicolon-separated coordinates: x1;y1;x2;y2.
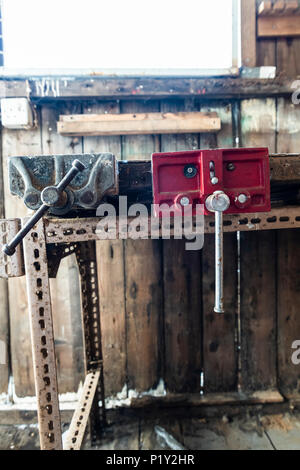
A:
1;93;300;403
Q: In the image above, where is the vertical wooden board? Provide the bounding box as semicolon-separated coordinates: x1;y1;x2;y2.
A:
0;277;8;394
121;100;160;159
277;229;300;398
161;98;202;393
125;239;163;392
241;98;276;151
0;127;9;394
277;98;300;153
240;231;277;391
83;100;126;397
2;118;43;396
198;102;237;393
122;99;163;392
241;0;257;67
276;38;300;77
276;97;300;398
202;234;238;393
240;96;277;393
256;40;276;67
200;102;232;149
41;102;84;393
163;240;202;392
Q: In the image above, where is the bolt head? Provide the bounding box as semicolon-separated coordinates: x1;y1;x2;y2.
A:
211;176;219;185
180;196;190;207
183;164;197;178
41;186;60;206
237;193;248;204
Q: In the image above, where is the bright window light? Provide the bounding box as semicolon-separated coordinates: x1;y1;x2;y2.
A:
2;0;237;73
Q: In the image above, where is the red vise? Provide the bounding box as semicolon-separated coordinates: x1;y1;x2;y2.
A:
152;147;271;216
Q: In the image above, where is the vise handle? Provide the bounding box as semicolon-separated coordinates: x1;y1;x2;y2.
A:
2;159;85;256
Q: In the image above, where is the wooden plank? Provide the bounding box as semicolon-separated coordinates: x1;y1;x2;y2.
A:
0;77;295;100
160;98;202;393
276;38;300;76
41;102;84;394
122;100;163;392
240;231;277;391
200;101;237;393
240;96;277;393
163;240;202;393
241;0;257;67
258;1;273;16
277;98;300;152
241;98;276;151
258;15;300;37
277;229;300;398
202;234;238;393
2;113;43;396
276;92;300;399
58;111;221;136
0;125;9;394
82;100;126;397
256;40;276;67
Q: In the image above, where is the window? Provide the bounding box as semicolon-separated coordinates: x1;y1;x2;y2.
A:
2;0;240;76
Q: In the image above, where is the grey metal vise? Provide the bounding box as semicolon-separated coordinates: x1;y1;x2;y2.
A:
2;153;118;256
8;153;118;216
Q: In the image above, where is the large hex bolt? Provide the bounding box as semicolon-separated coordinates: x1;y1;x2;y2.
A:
2;159;86;256
205;191;230;313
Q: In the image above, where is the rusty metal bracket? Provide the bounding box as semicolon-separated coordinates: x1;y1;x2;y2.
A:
75;241;106;445
22;217;62;450
64;370;101;450
0;218;24;278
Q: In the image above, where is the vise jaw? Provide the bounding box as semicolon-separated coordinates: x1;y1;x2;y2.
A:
8;153;118;215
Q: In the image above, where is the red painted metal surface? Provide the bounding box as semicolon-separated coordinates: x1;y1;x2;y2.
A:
152;148;271;216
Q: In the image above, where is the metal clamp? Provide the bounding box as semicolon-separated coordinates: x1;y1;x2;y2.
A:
2;159;86;256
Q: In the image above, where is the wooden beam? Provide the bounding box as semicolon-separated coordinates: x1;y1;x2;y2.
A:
0;77;295;100
258;1;273;16
241;0;257;66
258;15;300;37
57;112;221;136
258;0;299;16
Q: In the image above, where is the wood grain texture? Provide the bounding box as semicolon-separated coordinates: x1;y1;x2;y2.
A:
241;98;276;151
0;126;9;394
1;77;295;100
200;101;237;393
83;100;126;397
256;39;276;67
277;98;300;152
276;93;300;399
2;115;43;396
258;15;300;37
41;103;84;393
240;95;278;393
277;229;300;398
241;0;257;67
276;38;300;77
240;231;277;391
160;98;202;393
202;234;238;393
122;100;163;392
58;112;221;136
